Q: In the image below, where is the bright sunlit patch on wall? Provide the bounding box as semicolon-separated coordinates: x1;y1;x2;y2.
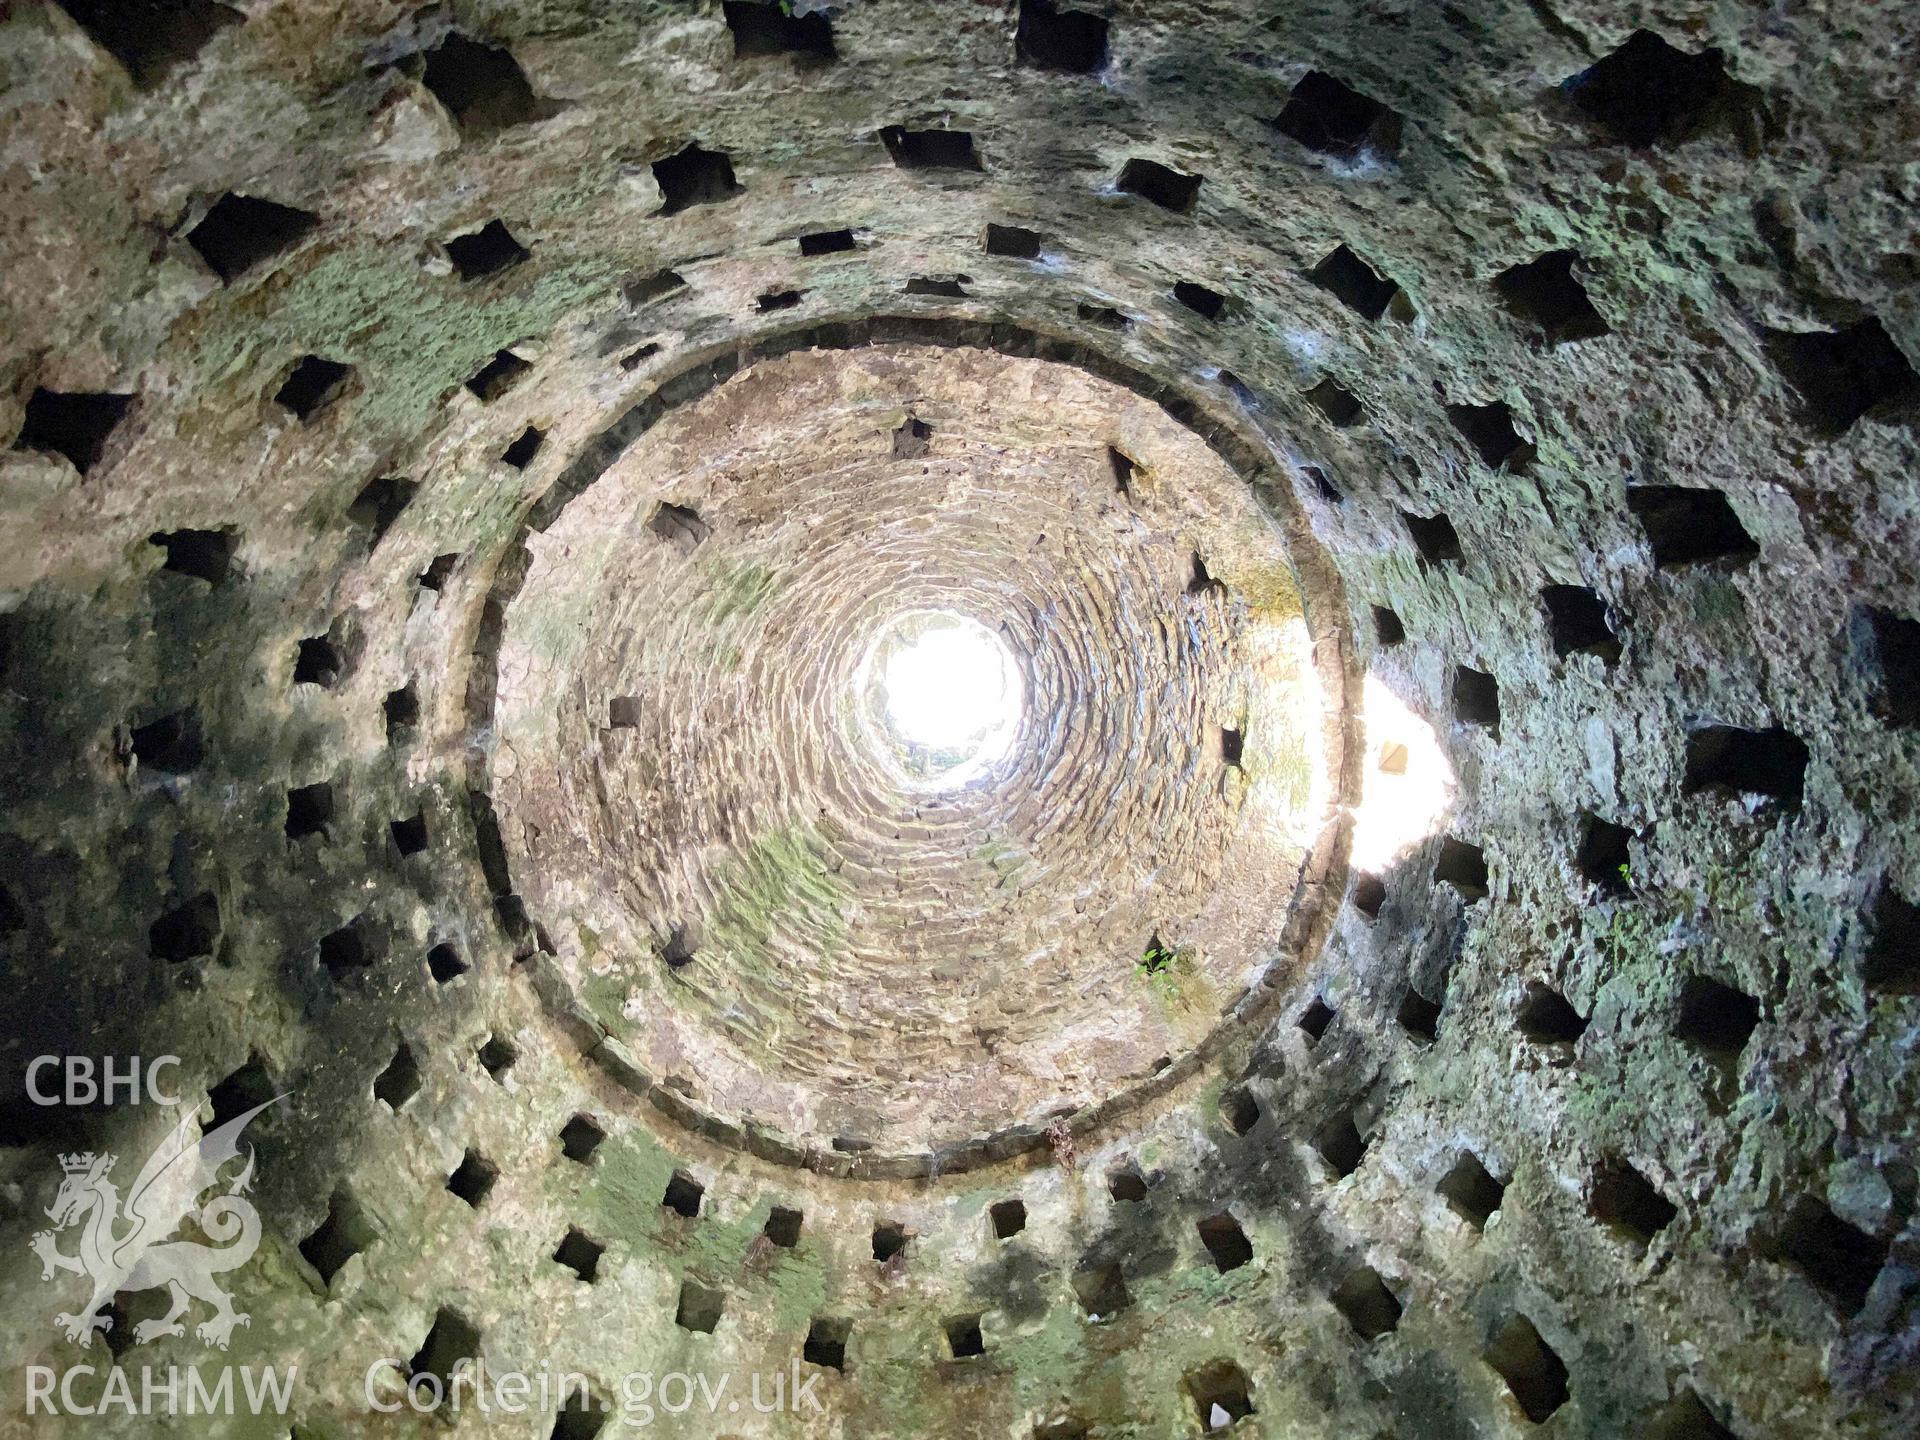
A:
1349;671;1455;873
859;612;1023;788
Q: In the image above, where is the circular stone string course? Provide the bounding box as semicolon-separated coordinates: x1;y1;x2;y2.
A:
479;333;1352;1162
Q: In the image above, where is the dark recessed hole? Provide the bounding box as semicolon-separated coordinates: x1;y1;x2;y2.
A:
906;276;969;297
803;1316;849;1371
1576;811;1632;895
619;343;662;371
1273;70;1402;160
676;1280;725;1332
1350;872;1386;920
553;1227;604;1283
654;143;744;215
319;917;376;980
1188;553;1224;597
149;526;238;587
1682;725;1808;806
1435;836;1490;900
1314;1110;1366;1178
373;1038;421;1111
765;1205;804;1248
1298;998;1335;1042
1331;1266;1402;1339
1371;605;1405;646
944;1314;986;1359
990;1199;1027;1239
385;684;420;740
892;416;932;459
1305;465;1342;503
150;892;219;963
872;1222;908;1262
756;288;804;313
419;553;460;590
408;1308;481;1405
647;501;710;551
421;34;554;134
1108;446;1138;496
56;0;242;87
1850;605;1920;727
1197;1212;1253;1272
1304;377;1363;426
985;223;1042;258
560;1113;606;1164
1173;280;1226;319
464;349;529;402
1542;584;1620;663
1034;1417;1090;1440
294;633;344;688
662;1170;704;1219
1308;245;1397;320
1646;1388;1741;1440
1563;29;1745;148
1864;885;1920;995
346;476;416;549
1220;726;1245;768
274;356;352;421
207;1054;273;1130
1446;400;1530;470
1107;1164;1148;1203
603;696;643;731
1403;509;1462;564
15;389;133;474
1495;250;1610;344
184;192;317;283
477;1034;518;1081
1396;988;1441;1044
129;708;202;773
1015;0;1109;73
624;268;687;306
285;781;334;840
445;219;528;281
659;923;697;971
1589;1158;1677;1245
724;0;834;60
1772;1195;1886;1315
799;227;856;256
1626;485;1757;568
1762;319;1916;435
1072;1259;1132;1319
391;811;428;857
1452;665;1500;734
1078;302;1129;329
1483;1314;1568;1422
1674;975;1759;1066
1116;157;1202;213
1186;1360;1256;1431
501;425;545;469
878;126;981;171
1517;981;1588;1044
1220;1085;1261;1136
427;942;468;984
300;1188;375;1286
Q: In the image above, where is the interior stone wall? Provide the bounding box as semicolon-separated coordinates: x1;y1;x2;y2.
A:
0;2;1916;1439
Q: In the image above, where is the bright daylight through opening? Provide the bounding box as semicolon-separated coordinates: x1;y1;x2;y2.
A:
860;612;1024;788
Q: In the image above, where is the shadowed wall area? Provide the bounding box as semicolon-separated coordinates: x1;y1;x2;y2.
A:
0;2;1916;1437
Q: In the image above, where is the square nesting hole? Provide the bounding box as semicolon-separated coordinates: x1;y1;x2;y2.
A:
446;1148;498;1208
1350;873;1385;920
1197;1212;1253;1272
1313;1109;1367;1179
1437;1151;1505;1230
989;1199;1027;1240
1219;1085;1261;1136
1107;1164;1148;1203
299;1188;376;1287
872;1221;909;1262
477;1034;518;1082
803;1316;849;1371
1646;1388;1740;1440
1772;1195;1887;1315
407;1308;481;1408
1071;1260;1132;1320
559;1113;606;1164
1517;981;1588;1044
1589;1158;1677;1247
1185;1360;1256;1432
1864;885;1920;995
661;1170;704;1219
427;942;468;983
764;1205;804;1248
1396;988;1442;1044
554;1227;604;1283
675;1280;725;1333
372;1038;421;1111
1483;1314;1568;1423
1673;975;1760;1068
943;1313;986;1359
1297;997;1335;1044
1331;1265;1402;1340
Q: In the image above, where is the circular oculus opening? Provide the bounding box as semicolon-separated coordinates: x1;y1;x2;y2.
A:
858;611;1024;788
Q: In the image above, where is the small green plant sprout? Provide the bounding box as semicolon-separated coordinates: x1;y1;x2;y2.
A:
1136;935;1196;996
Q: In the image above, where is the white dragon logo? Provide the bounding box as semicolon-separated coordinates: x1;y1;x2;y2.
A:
27;1095;279;1350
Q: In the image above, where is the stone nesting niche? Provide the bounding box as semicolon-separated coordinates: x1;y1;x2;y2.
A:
484;340;1346;1158
0;1;1916;1438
